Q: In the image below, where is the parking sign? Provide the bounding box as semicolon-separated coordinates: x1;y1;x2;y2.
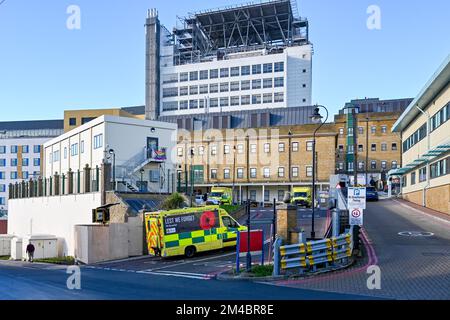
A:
348;187;367;210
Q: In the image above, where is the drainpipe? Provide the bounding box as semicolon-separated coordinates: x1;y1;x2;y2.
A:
415;105;430;207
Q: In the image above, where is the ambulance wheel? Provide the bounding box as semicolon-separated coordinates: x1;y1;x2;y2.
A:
185;246;196;258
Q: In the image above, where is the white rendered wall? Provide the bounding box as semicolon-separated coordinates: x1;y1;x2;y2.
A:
7;192;102;257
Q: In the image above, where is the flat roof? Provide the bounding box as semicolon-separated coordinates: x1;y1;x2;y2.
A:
0;120;63;131
392;54;450;132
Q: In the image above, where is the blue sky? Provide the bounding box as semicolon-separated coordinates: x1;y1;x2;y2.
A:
0;0;449;121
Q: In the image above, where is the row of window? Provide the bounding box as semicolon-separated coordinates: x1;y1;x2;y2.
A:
0;158;40;167
164;93;286;112
49;134;103;164
194;166;313;180
0;171;40;180
163;77;286;98
177;141;314;157
339;143;398;153
338;125;389;136
403;123;427;153
0;145;41;154
338;160;397;171
408;156;449;186
162;62;286;84
430;102;450;132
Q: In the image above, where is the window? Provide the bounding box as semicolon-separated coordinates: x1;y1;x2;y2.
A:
22;171;29;180
0;159;5;167
180;72;189;82
230;67;240;77
209;98;219;108
278;190;285;202
241;80;250;90
302;69;307;73
338;145;344;152
33;158;40;166
306;166;313;177
80;141;85;154
0;146;5;154
263;63;273;73
274;92;284;102
252;64;261;74
81;117;95;125
274;77;284;88
11;158;17;166
209;83;218;93
263;78;272;88
358;162;365;170
358;127;364;135
381;126;387;133
292;142;299;152
264;190;270;202
411;171;416;185
241;95;250;105
263;168;270;178
237;144;244;154
358;145;364;152
292;167;299;177
210;69;218;79
220;82;229;93
278;143;285;152
371;126;376;134
179;100;189;110
371;144;377;151
223;169;231;179
162;87;178;98
252;79;261;89
0;184;5;192
252;94;262;104
381;143;387;151
348;162;354;172
199;84;209;94
430;157;449;179
348;145;354;153
306;141;313;151
403;123;427;153
250;144;257;153
219;97;229;107
338;162;344;170
274;62;284;72
162;73;178;84
220;68;229;78
198;70;208;80
339;128;344;135
179;86;188;96
263;93;273;104
419;167;427;182
250;168;257;178
93;134;103;149
230;81;240;91
189;85;199;95
224;145;230;154
188;71;198;81
371;161;377;170
210;169;218;179
22;158;29;166
263;143;270;153
71;143;79;156
11;145;18;154
381;161;387;169
53;150;60;162
230;96;240;106
69;118;76;126
241;65;250;76
211;145;217;155
278;167;285;178
22;145;29;153
392;143;398;151
250;190;257;201
392;161;398;170
64;147;67;159
348;128;354;136
0;172;4;180
237;168;244;179
10;172;18;180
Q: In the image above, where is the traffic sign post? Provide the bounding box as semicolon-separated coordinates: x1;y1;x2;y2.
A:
350;207;364;226
348;187;367;210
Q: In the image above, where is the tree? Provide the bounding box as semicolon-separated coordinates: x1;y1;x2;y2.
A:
160;192;187;210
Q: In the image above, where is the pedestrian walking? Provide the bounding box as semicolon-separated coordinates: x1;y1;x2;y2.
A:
26;242;35;263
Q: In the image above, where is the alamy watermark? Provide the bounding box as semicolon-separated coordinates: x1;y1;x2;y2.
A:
66;5;81;30
366;265;381;290
66;265;81;290
367;5;381;30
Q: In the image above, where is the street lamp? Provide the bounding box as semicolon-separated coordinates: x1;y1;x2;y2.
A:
190;147;194;207
232;145;237;204
309;105;329;240
108;149;116;191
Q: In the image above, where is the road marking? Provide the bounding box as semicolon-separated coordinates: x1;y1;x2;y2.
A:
137;270;214;280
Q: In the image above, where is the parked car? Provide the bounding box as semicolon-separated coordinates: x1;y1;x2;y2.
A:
366;186;379;201
194;195;205;206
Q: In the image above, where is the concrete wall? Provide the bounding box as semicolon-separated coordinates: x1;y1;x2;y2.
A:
403;184;450;214
8;192;102;257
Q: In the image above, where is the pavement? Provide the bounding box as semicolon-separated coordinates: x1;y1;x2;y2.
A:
267;198;450;300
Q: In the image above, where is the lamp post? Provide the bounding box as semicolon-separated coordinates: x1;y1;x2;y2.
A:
190;147;194;207
246;201;252;272
309;105;329;240
232;145;236;204
108;149;116;191
288;130;293;190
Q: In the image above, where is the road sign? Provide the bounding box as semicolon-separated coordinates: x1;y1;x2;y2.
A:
349;208;364;226
348;187;367;209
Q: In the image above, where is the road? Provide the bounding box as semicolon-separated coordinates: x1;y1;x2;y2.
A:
271;199;450;300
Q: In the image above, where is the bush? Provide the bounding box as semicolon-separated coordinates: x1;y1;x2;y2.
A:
160;192;188;210
250;265;274;277
34;256;76;265
0;256;10;260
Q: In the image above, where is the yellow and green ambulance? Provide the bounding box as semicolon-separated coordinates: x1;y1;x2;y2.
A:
145;206;246;258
